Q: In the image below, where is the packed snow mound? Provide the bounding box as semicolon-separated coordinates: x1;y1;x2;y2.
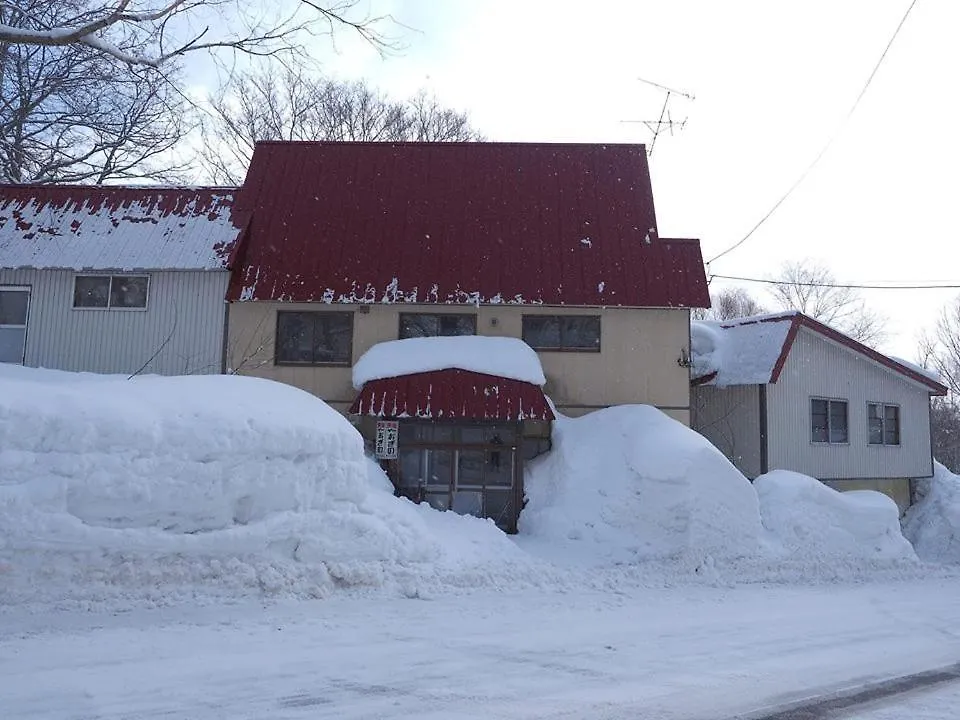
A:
902;462;960;564
520;405;763;564
352;335;546;389
0;367;544;607
755;471;916;561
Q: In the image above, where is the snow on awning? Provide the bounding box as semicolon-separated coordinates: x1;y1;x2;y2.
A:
350;369;555;421
352;336;546;390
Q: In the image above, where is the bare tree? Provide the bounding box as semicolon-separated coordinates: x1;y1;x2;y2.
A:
0;1;187;182
199;66;482;184
918;295;960;398
0;1;391;69
768;259;886;346
692;286;766;322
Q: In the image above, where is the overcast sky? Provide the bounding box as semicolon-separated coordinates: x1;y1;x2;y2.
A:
271;0;958;359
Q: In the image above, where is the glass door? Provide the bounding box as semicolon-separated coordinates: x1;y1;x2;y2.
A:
0;286;29;364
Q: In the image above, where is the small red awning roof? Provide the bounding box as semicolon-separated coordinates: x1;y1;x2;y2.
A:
350;369;554;421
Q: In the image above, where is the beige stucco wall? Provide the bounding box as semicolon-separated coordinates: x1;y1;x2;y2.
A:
227;302;692;424
820;478;912;515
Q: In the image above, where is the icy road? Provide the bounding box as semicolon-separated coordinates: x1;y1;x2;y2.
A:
4;578;960;720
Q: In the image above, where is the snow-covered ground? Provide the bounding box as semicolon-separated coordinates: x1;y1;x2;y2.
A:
903;462;960;564
4;578;960;720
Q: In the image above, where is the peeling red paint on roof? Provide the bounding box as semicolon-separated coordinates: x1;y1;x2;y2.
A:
228;142;710;307
350;369;555;421
0;185;246;271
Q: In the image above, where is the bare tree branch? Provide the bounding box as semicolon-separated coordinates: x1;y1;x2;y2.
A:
198;65;483;184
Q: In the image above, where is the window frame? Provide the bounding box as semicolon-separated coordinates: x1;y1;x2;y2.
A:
398;312;477;339
0;285;30;365
867;402;901;447
72;274;150;311
274;310;354;367
810;397;849;445
521;314;602;352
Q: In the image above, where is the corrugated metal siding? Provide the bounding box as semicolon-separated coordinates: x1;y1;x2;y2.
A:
1;268;227;375
691;384;762;478
351;369;554;421
767;327;934;479
229;142;710;308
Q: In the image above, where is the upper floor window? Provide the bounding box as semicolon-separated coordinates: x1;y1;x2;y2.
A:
811;398;848;444
74;275;149;309
399;313;476;339
868;403;901;446
275;311;353;365
522;315;601;352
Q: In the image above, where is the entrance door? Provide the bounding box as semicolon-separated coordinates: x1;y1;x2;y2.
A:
0;286;29;364
396;443;520;532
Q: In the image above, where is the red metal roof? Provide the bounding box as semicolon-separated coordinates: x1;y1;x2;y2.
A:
0;184;245;270
228;142;710;307
350;369;555;421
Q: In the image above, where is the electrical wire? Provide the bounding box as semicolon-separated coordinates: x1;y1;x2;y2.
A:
706;0;919;266
710;273;960;291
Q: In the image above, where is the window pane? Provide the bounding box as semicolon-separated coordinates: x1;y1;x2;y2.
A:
438;314;476;336
399;314;437;339
0;289;28;325
457;451;485;488
109;276;148;308
485;449;513;486
73;276;110;308
829;401;848;443
313;313;352;363
398;449;426;489
427;449;453;490
0;327;26;363
424;493;449;511
276;312;315;362
522;316;561;349
884;406;900;445
560;316;601;349
483;490;514;529
868;404;883;445
811;399;828;442
451;491;483;517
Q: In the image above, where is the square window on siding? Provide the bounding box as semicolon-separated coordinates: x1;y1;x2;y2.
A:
73;275;148;309
399;313;476;339
868;403;901;446
811;398;848;444
522;315;600;351
275;311;353;365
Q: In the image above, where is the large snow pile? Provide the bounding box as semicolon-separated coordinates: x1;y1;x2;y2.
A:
520;405;763;565
0;366;542;607
902;462;960;564
352;335;546;388
754;471;916;561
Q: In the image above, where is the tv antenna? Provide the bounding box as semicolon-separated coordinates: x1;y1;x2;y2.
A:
621;76;695;156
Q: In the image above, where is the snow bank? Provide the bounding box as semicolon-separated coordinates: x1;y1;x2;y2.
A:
902;462;960;564
0;367;545;607
520;405;763;565
352;336;545;389
755;471;916;561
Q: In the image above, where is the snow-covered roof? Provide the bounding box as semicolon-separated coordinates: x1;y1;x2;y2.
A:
352;336;546;390
691;311;948;394
690;312;796;386
0;185;246;271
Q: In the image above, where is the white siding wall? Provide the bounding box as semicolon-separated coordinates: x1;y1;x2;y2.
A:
766;327;934;479
0;269;228;375
691;384;763;478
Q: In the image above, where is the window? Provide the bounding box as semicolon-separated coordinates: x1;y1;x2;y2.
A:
811;398;848;444
868;403;901;446
399;313;476;339
522;315;601;351
275;311;353;365
0;286;29;364
73;275;149;309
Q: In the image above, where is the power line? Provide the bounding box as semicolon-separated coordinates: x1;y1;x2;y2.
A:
711;273;960;291
706;0;919;266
